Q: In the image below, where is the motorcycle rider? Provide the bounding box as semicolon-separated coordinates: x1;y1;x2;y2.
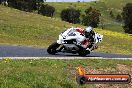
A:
84;26;96;49
61;26;96;50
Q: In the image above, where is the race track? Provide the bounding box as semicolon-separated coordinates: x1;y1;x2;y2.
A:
0;45;132;59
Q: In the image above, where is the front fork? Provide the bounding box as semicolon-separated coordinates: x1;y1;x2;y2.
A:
86;42;97;51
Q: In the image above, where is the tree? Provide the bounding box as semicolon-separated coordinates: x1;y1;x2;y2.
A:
38;4;55;17
0;0;2;4
61;8;80;24
77;0;80;3
82;7;101;28
122;3;132;34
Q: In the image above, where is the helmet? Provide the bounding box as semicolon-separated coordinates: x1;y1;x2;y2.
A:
85;26;93;32
84;26;93;38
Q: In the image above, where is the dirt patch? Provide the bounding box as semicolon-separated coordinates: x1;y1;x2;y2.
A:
116;64;132;74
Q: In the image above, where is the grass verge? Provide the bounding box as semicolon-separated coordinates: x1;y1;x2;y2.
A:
0;58;132;88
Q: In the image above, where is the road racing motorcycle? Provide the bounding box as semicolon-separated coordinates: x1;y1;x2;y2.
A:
47;29;103;56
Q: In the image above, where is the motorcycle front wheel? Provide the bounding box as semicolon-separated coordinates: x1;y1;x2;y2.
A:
78;47;90;56
47;42;60;55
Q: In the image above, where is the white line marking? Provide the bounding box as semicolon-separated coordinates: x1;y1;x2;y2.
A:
0;57;132;60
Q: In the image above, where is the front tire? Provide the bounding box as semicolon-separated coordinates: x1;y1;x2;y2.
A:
47;42;60;55
78;47;90;56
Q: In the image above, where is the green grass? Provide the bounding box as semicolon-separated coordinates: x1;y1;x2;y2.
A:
0;58;132;88
95;29;132;54
0;5;132;55
0;5;81;47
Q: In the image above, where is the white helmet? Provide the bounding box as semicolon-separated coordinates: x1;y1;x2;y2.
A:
85;26;93;32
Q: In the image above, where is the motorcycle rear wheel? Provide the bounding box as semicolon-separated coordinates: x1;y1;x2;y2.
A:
47;42;60;55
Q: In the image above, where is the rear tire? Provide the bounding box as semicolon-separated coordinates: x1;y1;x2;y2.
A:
47;42;60;55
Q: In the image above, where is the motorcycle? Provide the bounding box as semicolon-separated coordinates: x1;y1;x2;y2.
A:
47;28;103;56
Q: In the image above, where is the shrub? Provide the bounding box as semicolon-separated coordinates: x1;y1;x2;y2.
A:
116;14;122;22
61;8;80;24
82;7;101;28
0;0;8;6
7;0;43;12
38;4;55;17
109;10;115;18
122;3;132;34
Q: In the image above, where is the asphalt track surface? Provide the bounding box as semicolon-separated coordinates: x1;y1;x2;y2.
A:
0;45;132;58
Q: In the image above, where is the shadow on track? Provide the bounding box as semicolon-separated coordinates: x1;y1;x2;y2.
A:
50;53;101;57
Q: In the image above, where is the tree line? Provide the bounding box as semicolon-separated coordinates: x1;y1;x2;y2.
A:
0;0;132;34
